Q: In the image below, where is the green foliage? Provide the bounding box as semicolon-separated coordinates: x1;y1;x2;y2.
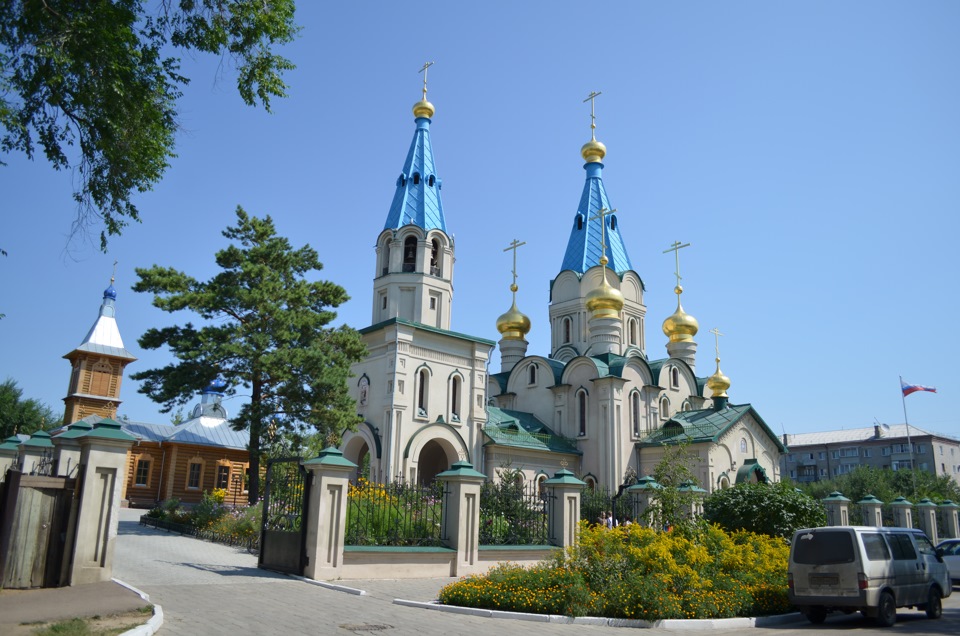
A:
642;442;703;535
797;465;960;506
0;1;298;248
191;490;230;529
703;481;826;539
0;378;60;438
479;466;549;545
345;478;443;546
439;523;792;620
132;208;366;503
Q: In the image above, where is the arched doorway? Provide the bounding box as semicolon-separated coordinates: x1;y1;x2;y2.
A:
417;440;449;486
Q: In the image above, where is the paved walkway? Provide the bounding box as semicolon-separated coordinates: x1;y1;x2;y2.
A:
113;509;960;635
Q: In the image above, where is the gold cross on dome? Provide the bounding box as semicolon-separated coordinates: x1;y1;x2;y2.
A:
419;61;435;100
583;90;602;139
662;240;691;288
503;239;527;289
589;207;616;265
111;259;118;284
709;327;724;359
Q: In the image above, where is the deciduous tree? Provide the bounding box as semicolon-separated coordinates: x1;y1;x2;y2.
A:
0;1;298;249
132;207;365;504
703;480;826;539
0;378;60;438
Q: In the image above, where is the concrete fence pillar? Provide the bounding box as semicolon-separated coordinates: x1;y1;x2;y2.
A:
890;496;913;529
51;422;94;478
19;431;54;475
0;435;19;482
939;501;960;539
822;491;851;526
437;461;486;577
916;498;939;544
543;469;585;548
626;476;662;527
857;494;884;527
678;481;708;518
67;419;135;585
301;447;356;581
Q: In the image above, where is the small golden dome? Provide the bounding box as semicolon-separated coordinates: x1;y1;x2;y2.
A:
496;287;531;340
413;99;435;119
581;138;607;163
585;263;624;317
707;360;730;398
662;286;699;343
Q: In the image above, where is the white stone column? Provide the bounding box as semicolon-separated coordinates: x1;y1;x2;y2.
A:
626;476;662;527
916;498;939;544
544;469;585;547
0;435;19;482
890;496;913;529
67;419;135;585
301;448;357;580
939;501;960;539
821;491;851;526
857;495;884;527
437;461;486;576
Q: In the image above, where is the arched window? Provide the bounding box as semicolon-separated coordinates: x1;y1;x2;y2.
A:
576;214;584;231
631;391;641;435
417;368;429;417
659;396;669;420
681;400;691;412
610;214;617;230
450;375;461;422
537;474;548;499
428;174;435;187
577;390;588;436
583;475;597;491
563;317;572;344
671;366;680;388
628;319;638;346
403;236;417;272
739;438;748;453
382;242;391;276
528;364;537;385
413;172;420;185
430;238;441;276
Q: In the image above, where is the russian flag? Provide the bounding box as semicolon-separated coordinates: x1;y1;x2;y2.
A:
901;379;937;397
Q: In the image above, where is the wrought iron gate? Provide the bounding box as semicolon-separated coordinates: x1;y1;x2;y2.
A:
258;457;310;575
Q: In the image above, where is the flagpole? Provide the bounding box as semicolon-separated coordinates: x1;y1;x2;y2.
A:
898;375;917;496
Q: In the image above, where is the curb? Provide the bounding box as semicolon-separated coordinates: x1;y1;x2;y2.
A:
391;599;804;629
112;579;164;636
292;575;367;596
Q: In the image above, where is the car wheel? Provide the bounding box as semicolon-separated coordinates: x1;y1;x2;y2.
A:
875;592;896;627
925;587;942;619
807;606;827;624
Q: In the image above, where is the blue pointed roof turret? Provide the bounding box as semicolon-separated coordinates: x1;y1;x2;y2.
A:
383;66;447;233
560;94;633;275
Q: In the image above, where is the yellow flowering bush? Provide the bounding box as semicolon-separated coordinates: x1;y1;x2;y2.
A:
439;522;791;620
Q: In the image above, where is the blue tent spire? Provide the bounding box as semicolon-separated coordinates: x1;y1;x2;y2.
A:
559;100;633;275
382;76;446;233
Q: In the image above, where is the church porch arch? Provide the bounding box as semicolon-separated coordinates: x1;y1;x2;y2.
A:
402;422;470;486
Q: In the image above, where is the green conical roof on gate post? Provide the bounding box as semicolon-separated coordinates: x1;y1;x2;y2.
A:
0;435;22;451
302;447;357;468
80;418;136;442
436;460;486;480
544;468;585;486
22;430;54;448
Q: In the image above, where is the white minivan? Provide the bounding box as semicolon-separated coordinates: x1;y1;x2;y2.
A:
788;526;951;627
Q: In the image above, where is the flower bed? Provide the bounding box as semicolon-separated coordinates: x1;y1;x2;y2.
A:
141;489;262;553
439;522;791;620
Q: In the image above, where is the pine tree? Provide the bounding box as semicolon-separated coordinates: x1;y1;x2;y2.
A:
132;207;365;504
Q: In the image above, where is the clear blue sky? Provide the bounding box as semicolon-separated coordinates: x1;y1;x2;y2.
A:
2;2;957;437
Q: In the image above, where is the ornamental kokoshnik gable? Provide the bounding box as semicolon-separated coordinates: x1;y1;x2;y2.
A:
339;74;785;492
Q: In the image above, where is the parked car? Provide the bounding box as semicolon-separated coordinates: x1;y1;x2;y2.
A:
788;526;952;627
936;538;960;585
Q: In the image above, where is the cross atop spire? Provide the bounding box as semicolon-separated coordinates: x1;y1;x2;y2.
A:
503;239;527;292
709;327;724;360
663;240;691;290
419;61;434;101
583;90;602;140
589;207;616;267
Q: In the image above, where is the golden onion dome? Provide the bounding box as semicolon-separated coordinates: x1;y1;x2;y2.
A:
662;286;699;343
496;285;531;340
585;259;624;317
413;99;435;119
581;138;607;163
706;360;731;398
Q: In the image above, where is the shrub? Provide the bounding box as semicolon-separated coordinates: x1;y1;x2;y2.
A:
703;481;826;539
440;522;791;620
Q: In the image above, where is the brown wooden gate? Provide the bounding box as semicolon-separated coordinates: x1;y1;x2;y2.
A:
0;470;77;589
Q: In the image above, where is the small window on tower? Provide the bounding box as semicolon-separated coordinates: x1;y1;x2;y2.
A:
576;214;584;231
413;173;421;185
428;175;435;187
610;215;617;230
430;297;437;310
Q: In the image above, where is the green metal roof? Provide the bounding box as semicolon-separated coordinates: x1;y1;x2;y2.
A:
635;403;786;453
484;406;580;454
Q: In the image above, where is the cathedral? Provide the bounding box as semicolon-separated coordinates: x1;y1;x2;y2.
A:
340;82;786;493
